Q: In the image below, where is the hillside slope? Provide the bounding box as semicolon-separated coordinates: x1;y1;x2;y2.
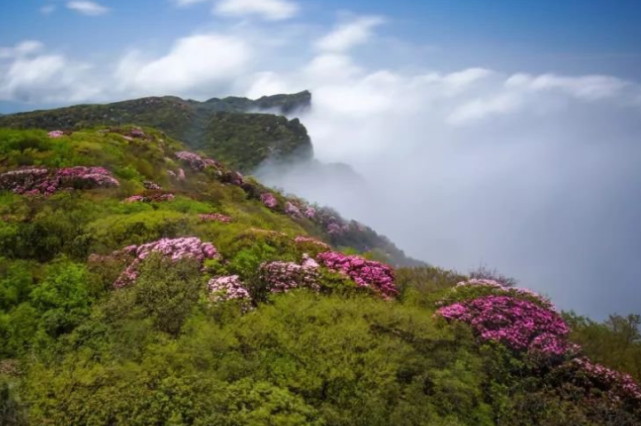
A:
0;126;639;425
0;92;312;171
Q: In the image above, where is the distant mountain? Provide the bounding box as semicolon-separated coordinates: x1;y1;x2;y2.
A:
0;91;312;171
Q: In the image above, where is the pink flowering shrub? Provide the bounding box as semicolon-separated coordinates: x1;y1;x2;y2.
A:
121;193;175;203
316;251;398;298
0;166;119;196
222;171;244;186
48;130;65;138
437;295;571;356
208;275;251;303
294;236;330;251
176;151;208;171
437;278;555;311
129;127;145;138
304;206;316;219
260;193;278;209
122;195;145;203
199;213;232;223
259;256;320;293
285;201;302;218
143;181;162;190
113;237;219;288
571;357;641;403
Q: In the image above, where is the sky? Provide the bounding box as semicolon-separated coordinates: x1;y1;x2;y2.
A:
1;0;641;318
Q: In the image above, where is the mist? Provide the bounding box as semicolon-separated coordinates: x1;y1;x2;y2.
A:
255;68;641;319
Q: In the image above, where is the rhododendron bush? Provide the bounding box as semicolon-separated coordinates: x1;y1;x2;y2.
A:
259;255;320;293
571;357;641;402
438;278;555;310
316;251;397;298
199;213;232;223
438;295;571;355
260;192;277;209
294;236;331;252
122;193;175;203
0;166;119;195
208;275;251;302
113;237;219;288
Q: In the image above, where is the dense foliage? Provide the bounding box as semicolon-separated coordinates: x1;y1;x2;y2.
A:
0;92;313;171
0;126;640;425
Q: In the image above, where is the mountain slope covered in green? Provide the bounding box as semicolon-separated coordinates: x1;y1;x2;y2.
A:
0;91;312;172
0;120;639;425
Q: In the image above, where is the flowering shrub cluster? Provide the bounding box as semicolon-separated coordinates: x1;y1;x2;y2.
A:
316;251;397;298
175;151;221;173
294;236;330;251
199;213;232;223
167;169;186;181
48;130;65;138
113;237;219;288
143;181;162;190
438;278;555;311
208;275;251;302
129;127;145;138
438;295;571;356
222;170;244;186
285;201;302;218
0;166;119;196
572;357;641;403
259;255;320;293
260;193;278;209
122;193;175;203
313;207;350;236
175;151;208;171
304;206;316;219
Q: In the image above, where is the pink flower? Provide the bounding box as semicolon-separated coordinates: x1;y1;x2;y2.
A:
199;213;232;223
48;130;64;138
208;275;251;302
122;195;145;203
113;237;220;288
316;251;398;298
294;236;331;250
260;193;278;209
0;166;119;196
437;295;570;356
285;201;302;218
260;257;320;293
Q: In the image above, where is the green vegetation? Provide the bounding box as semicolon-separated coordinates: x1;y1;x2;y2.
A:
0;92;313;171
0;126;639;425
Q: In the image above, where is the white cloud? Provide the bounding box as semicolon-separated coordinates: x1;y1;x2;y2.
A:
116;34;251;96
316;16;384;52
0;42;100;103
214;0;298;20
507;73;629;101
0;41;44;59
40;5;57;15
175;0;209;5
66;1;109;16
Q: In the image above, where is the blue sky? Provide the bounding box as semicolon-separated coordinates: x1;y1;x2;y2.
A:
2;0;641;318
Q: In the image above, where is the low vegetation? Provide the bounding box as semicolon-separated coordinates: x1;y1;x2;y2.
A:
0;126;639;425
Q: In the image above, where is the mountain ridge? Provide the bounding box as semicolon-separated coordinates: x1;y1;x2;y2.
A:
0;91;313;172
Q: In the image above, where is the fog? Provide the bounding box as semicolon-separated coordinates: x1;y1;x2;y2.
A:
256;68;641;319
